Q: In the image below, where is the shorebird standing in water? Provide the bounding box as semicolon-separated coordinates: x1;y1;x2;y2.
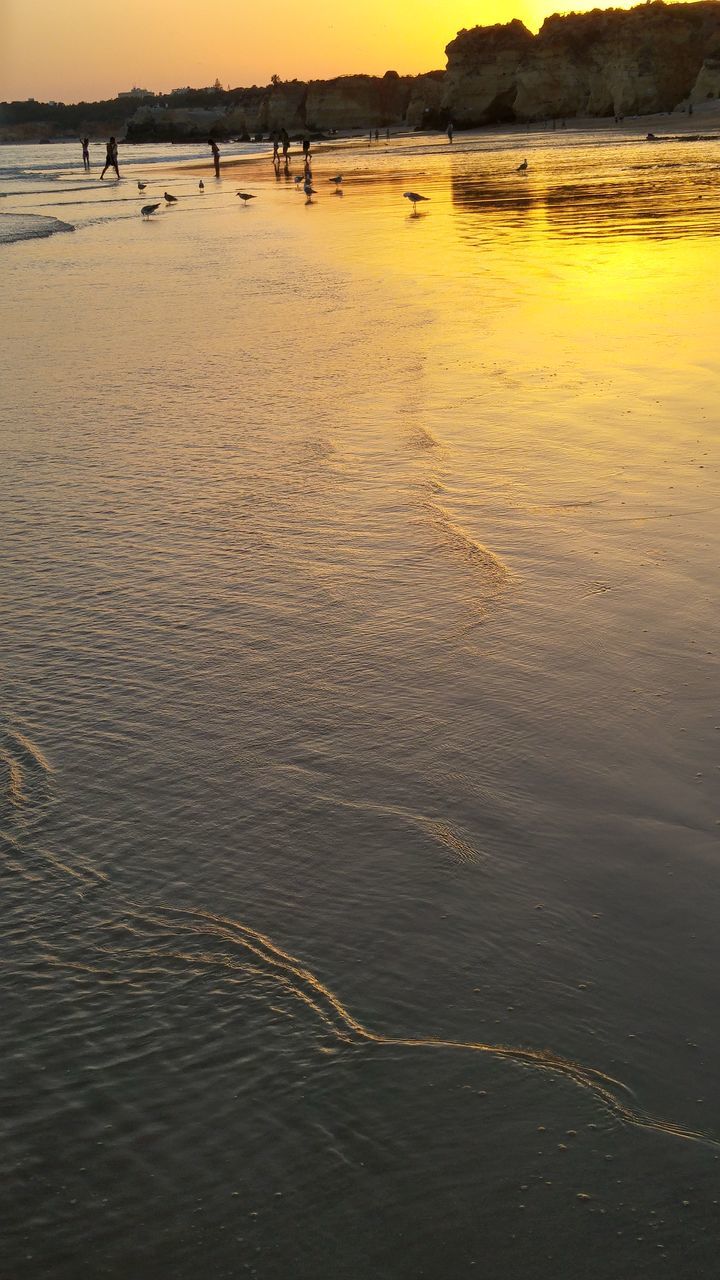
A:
163;191;178;203
328;175;343;191
403;191;429;215
236;192;256;205
517;158;528;172
294;174;304;190
199;180;204;191
137;181;147;192
304;180;317;204
141;203;161;217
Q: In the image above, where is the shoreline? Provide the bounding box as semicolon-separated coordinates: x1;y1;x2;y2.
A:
169;106;720;177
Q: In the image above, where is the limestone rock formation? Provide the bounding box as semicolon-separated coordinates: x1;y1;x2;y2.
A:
306;73;415;130
689;48;720;98
444;1;720;124
405;72;446;128
443;20;535;124
125;71;436;141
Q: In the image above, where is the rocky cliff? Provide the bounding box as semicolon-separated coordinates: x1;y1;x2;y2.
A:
5;1;720;143
444;1;720;124
124;72;439;141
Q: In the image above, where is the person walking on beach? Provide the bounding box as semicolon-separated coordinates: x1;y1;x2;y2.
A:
81;136;90;170
208;138;220;177
272;131;280;162
281;128;290;162
447;120;454;143
100;136;119;179
302;134;310;161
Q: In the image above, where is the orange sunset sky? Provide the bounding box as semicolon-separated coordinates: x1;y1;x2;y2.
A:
3;0;643;102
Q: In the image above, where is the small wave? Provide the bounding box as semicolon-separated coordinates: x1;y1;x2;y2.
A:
0;755;24;806
301;437;336;463
0;213;75;245
8;730;54;776
422;819;484;865
423;500;510;600
51;898;719;1151
407;425;441;451
0;726;54;830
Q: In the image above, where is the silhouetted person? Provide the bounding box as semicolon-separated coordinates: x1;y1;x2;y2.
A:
447;121;454;143
100;136;119;179
281;128;290;161
374;128;379;142
302;134;310;159
81;137;90;170
272;131;280;161
208;138;220;177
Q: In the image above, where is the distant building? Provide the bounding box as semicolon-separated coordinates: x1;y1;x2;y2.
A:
118;87;154;100
168;85;219;96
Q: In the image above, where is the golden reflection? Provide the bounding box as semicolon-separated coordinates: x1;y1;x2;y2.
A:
450;164;720;240
285;138;718;449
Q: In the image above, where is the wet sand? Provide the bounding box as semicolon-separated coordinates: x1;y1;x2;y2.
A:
1;128;719;1278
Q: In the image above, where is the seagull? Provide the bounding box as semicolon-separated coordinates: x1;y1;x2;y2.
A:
236;192;256;205
304;181;317;203
137;181;147;192
163;191;178;203
328;175;343;189
141;203;161;217
517;158;528;172
199;180;204;191
294;174;304;189
403;191;429;215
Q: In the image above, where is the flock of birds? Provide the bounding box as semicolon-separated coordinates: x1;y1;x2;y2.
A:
139;175;324;216
136;156;531;219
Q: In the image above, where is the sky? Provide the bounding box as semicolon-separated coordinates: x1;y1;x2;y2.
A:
2;0;641;103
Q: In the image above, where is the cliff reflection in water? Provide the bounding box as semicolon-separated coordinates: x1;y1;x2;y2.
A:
449;140;720;240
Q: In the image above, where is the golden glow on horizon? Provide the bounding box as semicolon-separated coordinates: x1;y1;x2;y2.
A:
4;0;643;103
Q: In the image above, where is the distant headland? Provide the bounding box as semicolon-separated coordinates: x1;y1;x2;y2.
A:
2;1;720;143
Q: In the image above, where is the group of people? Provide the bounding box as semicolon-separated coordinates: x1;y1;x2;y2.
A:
271;129;291;161
79;135;121;178
86;135;222;181
270;128;293;175
79;136;119;177
86;120;456;188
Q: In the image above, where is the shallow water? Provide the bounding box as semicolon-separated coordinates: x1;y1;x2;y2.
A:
1;130;719;1279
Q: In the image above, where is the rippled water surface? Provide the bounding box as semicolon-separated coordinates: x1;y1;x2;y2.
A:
2;128;720;1279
